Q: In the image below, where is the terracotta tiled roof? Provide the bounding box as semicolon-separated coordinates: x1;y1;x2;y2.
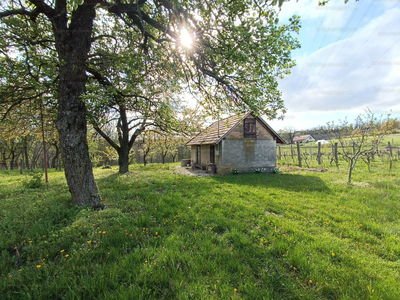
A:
186;111;286;146
186;112;249;146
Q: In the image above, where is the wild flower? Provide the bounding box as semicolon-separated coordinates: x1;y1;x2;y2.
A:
36;265;41;268
272;167;281;174
253;167;265;174
60;250;64;253
230;168;239;175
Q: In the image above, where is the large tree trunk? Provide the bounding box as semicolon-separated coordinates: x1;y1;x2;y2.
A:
117;146;130;174
51;143;59;169
53;3;104;209
9;151;15;170
117;106;130;174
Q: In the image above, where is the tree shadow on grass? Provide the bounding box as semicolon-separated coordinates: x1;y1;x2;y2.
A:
208;172;331;194
85;170;337;299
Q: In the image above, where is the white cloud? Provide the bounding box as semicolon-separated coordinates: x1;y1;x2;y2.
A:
272;4;400;130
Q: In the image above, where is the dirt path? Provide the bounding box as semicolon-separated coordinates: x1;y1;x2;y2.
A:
173;166;214;177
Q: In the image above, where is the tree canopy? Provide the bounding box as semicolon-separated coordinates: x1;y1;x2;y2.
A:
1;0;301;208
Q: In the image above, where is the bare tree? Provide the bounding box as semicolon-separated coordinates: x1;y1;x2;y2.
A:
327;109;396;184
280;126;297;144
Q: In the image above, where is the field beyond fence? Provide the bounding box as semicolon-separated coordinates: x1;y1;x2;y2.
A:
277;134;399;171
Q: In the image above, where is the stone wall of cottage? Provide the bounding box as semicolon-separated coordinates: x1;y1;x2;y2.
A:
219;139;276;173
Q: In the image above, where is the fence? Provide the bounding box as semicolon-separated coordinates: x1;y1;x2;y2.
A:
276;141;399;168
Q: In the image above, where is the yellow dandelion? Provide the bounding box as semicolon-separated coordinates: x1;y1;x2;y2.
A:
326;283;329;286
36;265;41;268
234;288;237;292
108;252;110;255
29;241;32;243
309;280;312;283
19;269;22;272
145;260;148;263
65;254;69;258
102;231;106;234
60;250;64;253
88;241;91;244
8;275;12;278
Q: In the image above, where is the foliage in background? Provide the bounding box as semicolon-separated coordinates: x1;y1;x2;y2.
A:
1;0;301;207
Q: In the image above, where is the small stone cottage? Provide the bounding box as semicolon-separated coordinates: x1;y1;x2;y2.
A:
186;111;286;174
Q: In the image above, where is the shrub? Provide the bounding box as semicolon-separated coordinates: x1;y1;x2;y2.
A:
23;172;44;189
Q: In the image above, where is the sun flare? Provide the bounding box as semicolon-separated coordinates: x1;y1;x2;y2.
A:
180;29;193;48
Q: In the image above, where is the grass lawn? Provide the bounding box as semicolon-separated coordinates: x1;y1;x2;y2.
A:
1;161;399;299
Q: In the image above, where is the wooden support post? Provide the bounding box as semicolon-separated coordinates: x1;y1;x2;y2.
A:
317;142;321;165
334;143;338;166
388;142;393;171
388;142;393;157
291;144;294;160
297;142;302;167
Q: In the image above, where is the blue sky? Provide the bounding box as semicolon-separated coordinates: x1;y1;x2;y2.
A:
266;0;400;131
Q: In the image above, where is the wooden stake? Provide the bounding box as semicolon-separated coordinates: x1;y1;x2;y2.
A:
297;142;302;167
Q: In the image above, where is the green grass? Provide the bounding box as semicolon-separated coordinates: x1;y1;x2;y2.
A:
1;162;399;299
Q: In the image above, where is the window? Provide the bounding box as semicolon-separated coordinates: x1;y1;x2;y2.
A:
244;118;256;138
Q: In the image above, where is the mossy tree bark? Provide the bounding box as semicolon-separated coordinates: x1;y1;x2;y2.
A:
53;2;104;209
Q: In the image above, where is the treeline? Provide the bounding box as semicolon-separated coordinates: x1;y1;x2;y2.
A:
278;119;400;144
0;126;192;171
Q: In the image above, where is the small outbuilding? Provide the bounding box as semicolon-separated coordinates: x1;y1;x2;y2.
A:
293;134;316;143
185;111;286;174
